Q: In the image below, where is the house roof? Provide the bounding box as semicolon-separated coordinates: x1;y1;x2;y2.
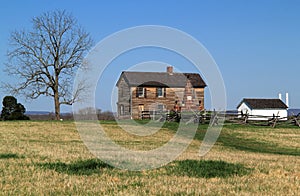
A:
117;71;206;88
237;98;288;109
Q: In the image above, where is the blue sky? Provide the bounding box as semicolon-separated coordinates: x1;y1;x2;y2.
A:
0;0;300;112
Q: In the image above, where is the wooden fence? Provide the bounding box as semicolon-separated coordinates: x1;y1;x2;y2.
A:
144;109;300;128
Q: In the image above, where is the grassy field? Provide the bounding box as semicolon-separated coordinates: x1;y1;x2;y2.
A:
0;120;299;195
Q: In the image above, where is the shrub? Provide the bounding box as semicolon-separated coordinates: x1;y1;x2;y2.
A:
0;96;30;120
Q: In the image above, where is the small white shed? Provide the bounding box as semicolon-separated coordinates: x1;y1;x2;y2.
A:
237;98;288;121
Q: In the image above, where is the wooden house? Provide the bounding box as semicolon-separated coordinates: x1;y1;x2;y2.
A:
237;98;288;121
116;66;206;119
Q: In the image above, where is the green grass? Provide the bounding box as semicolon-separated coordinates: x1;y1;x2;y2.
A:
37;158;251;178
218;131;300;156
216;125;300;156
191;123;300;156
38;159;113;175
0;153;24;159
0;121;299;195
165;160;251;178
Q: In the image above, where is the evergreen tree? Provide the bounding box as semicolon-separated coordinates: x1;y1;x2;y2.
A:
0;96;29;120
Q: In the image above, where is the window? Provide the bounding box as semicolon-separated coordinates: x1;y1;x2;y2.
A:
157;87;165;97
120;105;124;116
137;87;145;97
157;104;164;111
192;88;195;98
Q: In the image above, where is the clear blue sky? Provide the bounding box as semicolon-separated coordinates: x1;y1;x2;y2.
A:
1;0;300;112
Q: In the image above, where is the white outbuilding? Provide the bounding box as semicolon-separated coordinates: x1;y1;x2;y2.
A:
237;98;288;121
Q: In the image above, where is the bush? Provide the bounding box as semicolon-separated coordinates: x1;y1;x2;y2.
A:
0;96;30;120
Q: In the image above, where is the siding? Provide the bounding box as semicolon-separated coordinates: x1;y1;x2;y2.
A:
237;102;288;121
117;77;131;118
117;75;205;119
131;87;204;119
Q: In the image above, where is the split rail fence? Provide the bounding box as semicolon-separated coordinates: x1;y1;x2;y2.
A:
143;110;300;128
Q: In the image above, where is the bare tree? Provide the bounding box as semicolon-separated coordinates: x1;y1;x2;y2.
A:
4;10;93;120
75;107;101;120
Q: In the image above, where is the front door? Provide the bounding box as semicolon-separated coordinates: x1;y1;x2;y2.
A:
138;104;144;119
138;104;144;112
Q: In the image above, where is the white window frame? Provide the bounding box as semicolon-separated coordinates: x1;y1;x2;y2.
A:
137;87;145;97
157;87;164;98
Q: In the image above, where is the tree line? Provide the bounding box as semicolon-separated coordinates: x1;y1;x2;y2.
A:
0;95;115;121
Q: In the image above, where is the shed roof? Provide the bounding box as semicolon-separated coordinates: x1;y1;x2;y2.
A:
117;71;206;88
237;98;288;109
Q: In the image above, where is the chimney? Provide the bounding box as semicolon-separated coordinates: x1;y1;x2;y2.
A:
278;93;282;100
286;92;289;107
167;66;173;74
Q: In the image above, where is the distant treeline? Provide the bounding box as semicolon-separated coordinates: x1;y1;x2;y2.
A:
27;110;115;121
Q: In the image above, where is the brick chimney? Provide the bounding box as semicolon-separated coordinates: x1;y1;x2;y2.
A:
167;66;173;74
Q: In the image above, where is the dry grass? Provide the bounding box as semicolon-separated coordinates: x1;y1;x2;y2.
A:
0;120;299;195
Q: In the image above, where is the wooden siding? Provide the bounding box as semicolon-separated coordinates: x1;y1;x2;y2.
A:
117;75;205;119
131;87;204;119
117;77;131;117
237;102;288;121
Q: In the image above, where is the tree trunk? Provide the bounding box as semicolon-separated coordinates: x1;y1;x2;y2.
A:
54;71;60;120
54;91;60;120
